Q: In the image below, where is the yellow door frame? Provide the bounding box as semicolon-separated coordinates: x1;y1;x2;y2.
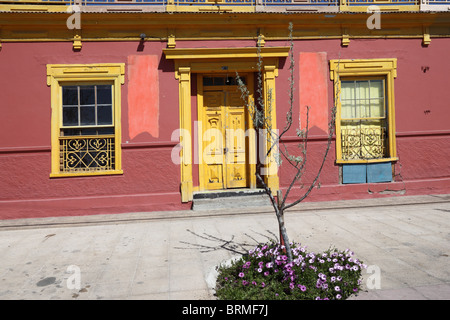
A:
163;46;290;202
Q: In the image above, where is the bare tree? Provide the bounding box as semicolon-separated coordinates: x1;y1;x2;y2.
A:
236;23;337;263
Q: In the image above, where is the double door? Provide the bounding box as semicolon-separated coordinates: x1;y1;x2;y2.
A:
200;77;253;190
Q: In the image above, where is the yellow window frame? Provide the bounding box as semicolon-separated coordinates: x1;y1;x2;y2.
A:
47;63;125;177
329;58;398;164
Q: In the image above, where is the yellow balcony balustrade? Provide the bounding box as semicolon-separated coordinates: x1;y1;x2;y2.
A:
0;0;167;13
0;0;433;12
167;0;256;12
340;0;420;12
420;0;450;11
258;0;339;13
0;0;340;12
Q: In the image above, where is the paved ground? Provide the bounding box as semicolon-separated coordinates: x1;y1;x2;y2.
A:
0;194;449;300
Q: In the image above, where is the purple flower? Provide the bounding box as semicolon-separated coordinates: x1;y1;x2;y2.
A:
261;282;266;288
264;271;270;276
238;272;245;278
242;280;248;286
289;282;295;290
336;294;342;299
334;286;340;292
299;285;307;292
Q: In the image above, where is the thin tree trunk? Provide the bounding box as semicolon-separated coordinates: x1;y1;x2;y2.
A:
277;207;293;263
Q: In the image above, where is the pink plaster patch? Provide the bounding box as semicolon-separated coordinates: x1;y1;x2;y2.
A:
299;52;329;134
128;55;159;139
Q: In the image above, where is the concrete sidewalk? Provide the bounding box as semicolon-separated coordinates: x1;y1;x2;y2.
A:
0;194;449;300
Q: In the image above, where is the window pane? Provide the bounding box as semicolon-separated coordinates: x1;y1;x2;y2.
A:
203;77;213;86
355;81;369;118
62;128;80;136
80;106;96;125
369;80;385;118
97;105;113;125
80;86;95;105
369;80;383;98
370;98;385;118
79;128;98;136
341;81;357;119
97;127;115;135
63;106;78;126
214;77;225;86
97;85;112;104
62;86;78;106
341;100;355;119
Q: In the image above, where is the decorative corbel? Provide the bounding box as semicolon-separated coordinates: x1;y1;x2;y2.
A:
422;27;431;46
341;34;350;47
257;28;265;48
73;34;82;51
167;29;176;49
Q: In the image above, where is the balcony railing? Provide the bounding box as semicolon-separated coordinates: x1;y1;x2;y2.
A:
421;0;450;11
2;0;446;11
340;0;420;11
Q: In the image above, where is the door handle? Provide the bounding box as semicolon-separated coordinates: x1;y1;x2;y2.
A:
224;147;228;154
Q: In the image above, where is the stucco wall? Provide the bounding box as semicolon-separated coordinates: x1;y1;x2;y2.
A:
0;37;449;218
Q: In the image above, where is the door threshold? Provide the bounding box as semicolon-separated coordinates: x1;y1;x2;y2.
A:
192;188;266;200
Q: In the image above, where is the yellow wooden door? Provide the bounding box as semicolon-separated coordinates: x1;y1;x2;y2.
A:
202;89;248;190
225;91;247;188
202;91;226;190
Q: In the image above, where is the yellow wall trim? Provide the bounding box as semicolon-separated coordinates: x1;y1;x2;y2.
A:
163;47;290;60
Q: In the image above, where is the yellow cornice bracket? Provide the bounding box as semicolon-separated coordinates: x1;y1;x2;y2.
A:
342;34;350;47
73;34;82;51
257;28;265;48
167;31;176;49
423;27;431;46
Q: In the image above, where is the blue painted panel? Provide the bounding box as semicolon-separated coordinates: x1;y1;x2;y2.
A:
342;164;367;184
367;162;392;183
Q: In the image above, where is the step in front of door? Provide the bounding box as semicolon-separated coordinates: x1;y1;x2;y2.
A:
192;191;272;211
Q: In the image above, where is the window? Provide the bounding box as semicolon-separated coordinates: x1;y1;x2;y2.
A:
340;78;387;161
330;59;398;183
47;64;125;177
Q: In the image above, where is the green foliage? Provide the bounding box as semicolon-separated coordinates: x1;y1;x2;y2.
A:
215;241;366;300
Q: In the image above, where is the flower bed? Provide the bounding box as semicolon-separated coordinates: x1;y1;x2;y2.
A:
215;241;367;300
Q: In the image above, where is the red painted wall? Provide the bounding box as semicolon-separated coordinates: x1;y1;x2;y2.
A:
273;38;450;202
0;37;449;219
0;41;188;218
